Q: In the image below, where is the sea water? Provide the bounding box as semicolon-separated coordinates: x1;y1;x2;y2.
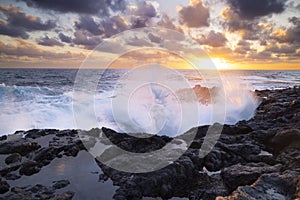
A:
0;68;299;136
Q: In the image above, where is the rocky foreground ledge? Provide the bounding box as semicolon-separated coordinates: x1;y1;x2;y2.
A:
0;86;300;200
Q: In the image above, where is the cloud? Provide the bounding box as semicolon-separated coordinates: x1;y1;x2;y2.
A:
125;35;152;47
265;44;297;54
75;16;103;35
196;31;227;47
96;40;127;54
221;7;256;32
227;0;287;20
157;14;183;33
0;5;55;38
127;1;158;29
0;38;83;59
72;30;102;49
178;0;209;28
0;23;29;39
270;17;300;44
74;15;128;37
61;15;128;49
285;17;300;43
0;5;55;30
58;33;72;43
234;40;252;55
221;0;288;51
101;15;128;37
221;7;273;41
21;0;126;15
38;35;63;46
0;38;86;68
130;16;148;28
148;33;161;43
127;1;157;18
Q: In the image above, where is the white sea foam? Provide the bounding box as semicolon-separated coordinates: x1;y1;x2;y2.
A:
1;69;299;136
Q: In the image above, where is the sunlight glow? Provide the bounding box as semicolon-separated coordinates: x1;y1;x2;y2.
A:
212;58;229;70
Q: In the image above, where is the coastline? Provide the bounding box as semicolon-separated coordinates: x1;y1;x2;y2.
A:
0;86;300;199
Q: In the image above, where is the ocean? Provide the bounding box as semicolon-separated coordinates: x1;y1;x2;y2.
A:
0;68;299;136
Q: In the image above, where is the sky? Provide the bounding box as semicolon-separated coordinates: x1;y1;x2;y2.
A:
0;0;299;70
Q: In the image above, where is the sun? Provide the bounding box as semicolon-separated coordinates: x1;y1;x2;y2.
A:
212;58;230;70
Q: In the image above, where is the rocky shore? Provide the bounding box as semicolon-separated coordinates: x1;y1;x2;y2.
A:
0;86;299;200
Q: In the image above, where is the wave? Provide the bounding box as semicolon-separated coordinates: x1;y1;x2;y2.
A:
2;69;295;136
0;79;259;136
0;85;74;134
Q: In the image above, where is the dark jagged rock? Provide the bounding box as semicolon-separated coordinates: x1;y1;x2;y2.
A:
49;191;74;200
4;173;21;180
0;180;9;194
25;129;58;139
218;170;300;200
221;162;282;192
102;127;172;153
19;160;41;176
33;146;64;163
276;148;300;171
5;153;22;165
0;164;21;177
52;180;70;189
0;135;7;141
267;128;300;153
63;140;85;157
0;86;299;199
56;129;78;137
0;139;40;155
1;183;73;200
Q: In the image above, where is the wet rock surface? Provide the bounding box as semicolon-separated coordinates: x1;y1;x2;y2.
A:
0;86;299;199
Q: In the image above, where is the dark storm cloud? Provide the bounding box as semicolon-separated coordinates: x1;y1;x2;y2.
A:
58;33;72;43
38;35;63;46
227;0;287;20
0;5;55;38
21;0;126;15
178;0;209;28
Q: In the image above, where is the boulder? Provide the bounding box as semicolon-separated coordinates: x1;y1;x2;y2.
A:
269;129;300;153
221;162;282;192
217;170;300;200
5;153;22;164
19;160;41;176
0;180;9;194
0;139;40;155
52;180;70;189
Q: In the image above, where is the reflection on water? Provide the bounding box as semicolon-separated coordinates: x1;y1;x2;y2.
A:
55;162;66;175
6;151;117;200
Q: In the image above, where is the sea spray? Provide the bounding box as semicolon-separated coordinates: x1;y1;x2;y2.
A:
0;69;284;136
